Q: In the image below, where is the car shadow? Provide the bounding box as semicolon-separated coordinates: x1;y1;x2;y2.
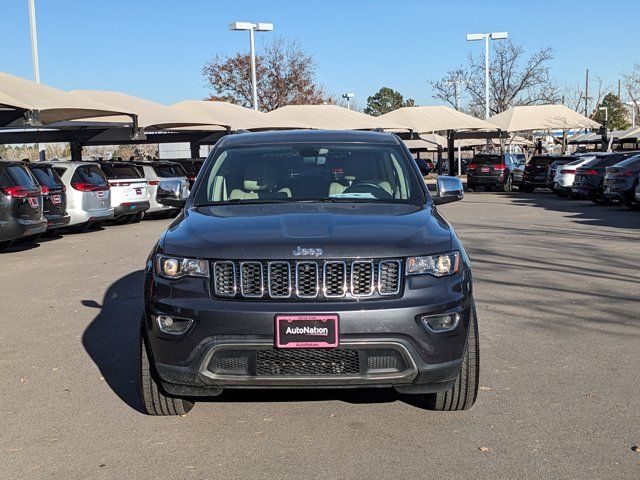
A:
81;270;146;413
505;190;640;230
83;270;430;413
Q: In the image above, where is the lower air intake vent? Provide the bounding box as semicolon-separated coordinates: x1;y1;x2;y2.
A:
255;349;360;376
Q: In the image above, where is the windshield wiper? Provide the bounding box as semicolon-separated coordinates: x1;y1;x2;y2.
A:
196;198;294;206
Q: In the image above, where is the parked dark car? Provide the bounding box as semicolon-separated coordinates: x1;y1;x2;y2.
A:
603;154;640;209
546;156;579;189
140;130;478;416
521;155;561;192
415;157;434;176
572;153;629;204
170;158;205;188
467;153;521;192
0;161;47;250
27;163;70;231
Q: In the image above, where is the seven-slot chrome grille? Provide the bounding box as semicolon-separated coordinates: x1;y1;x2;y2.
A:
212;259;401;301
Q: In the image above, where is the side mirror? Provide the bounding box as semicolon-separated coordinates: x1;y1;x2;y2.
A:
157;180;187;208
433;176;464;205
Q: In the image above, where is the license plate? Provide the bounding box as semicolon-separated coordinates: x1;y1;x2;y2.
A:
51;194;62;205
28;197;39;208
275;314;339;349
481;167;490;173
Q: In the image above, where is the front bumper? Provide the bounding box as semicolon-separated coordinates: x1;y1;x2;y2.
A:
144;268;472;395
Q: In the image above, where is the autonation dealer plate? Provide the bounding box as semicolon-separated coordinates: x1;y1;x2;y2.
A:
275;314;339;349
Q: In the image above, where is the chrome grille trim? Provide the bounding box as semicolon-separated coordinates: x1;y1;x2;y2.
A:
295;261;319;298
323;261;347;298
378;260;402;296
351;261;375;297
213;261;237;297
240;261;264;298
267;261;291;299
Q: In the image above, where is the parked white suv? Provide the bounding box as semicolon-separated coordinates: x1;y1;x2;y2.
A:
132;161;190;216
553;154;596;197
49;161;113;230
98;162;149;224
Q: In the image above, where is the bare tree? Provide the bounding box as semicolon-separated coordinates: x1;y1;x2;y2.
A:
203;38;334;111
622;63;640;123
429;41;559;116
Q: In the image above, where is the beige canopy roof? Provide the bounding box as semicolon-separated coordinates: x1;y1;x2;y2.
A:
266;104;408;130
0;72;132;126
70;90;228;130
378;106;496;132
455;135;535;149
403;134;448;151
488;105;600;132
171;100;309;131
617;126;640;141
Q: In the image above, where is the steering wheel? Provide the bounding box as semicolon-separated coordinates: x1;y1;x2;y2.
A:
343;182;393;200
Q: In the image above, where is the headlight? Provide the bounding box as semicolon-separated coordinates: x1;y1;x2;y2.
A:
406;252;460;277
155;255;209;279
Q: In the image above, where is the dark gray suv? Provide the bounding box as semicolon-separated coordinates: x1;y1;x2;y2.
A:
141;130;478;415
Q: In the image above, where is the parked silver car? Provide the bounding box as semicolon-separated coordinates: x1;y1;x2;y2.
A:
132;161;190;215
49;161;113;229
97;162;150;224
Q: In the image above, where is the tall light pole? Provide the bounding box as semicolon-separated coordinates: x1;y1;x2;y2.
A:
229;22;273;111
342;92;355;110
466;32;508;119
445;79;468;176
28;0;40;83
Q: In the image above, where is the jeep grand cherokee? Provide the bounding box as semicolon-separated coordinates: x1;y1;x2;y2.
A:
141;130;478;415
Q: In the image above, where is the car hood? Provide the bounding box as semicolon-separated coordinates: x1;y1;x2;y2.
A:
160;203;452;259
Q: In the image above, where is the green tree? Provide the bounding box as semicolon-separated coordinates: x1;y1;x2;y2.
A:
593;93;631;130
364;87;415;116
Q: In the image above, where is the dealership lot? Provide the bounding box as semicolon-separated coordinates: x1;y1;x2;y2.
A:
1;191;638;480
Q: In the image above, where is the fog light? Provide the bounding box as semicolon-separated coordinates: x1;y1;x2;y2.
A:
419;313;460;332
155;315;193;335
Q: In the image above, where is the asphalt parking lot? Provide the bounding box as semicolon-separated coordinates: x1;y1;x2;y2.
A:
1;191;639;480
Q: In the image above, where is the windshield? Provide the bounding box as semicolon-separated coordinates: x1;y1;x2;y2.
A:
194;143;425;205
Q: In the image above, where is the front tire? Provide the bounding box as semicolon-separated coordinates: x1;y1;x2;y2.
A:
139;326;194;416
425;300;479;411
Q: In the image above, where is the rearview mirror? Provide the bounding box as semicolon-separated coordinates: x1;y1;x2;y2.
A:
433;176;464;205
157;180;187;208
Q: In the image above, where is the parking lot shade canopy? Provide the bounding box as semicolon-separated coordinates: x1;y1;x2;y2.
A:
378;106;497;132
403;134;448;151
617;126;640;141
170;100;309;131
265;104;409;130
69;90;228;131
0;72;132;126
488;105;600;132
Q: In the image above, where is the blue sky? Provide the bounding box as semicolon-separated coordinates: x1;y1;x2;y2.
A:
2;0;638;108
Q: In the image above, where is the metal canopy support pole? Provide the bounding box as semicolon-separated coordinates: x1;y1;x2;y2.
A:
70;141;83;162
437;145;443;175
190;142;200;159
447;130;455;176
